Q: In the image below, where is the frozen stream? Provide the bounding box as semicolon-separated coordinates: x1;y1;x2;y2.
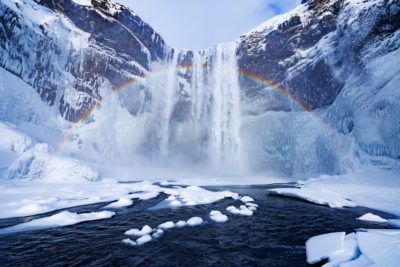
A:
0;184;395;266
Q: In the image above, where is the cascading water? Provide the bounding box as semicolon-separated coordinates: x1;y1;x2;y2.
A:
87;43;244;172
159;50;179;156
209;43;242;170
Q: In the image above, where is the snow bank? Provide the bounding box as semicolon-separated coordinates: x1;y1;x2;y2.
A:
305;229;400;266
269;187;355;208
209;210;228;223
357;213;387;223
8;144;101;182
0;210;115;234
0;180;161;219
0;122;33;154
269;167;400;216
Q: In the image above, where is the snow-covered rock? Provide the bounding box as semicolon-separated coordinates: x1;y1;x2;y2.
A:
209;210;228;223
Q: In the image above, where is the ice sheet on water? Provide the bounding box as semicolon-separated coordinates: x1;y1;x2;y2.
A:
0;210;115;234
339;254;372;267
305;229;400;266
356;230;400;266
327;233;358;266
387;219;400;228
305;232;345;264
357;213;387;223
269;187;355;208
268;167;400;217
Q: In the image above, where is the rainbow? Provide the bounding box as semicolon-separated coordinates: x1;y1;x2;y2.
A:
53;64;351;175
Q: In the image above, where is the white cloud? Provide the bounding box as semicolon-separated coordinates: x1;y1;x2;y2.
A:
116;0;302;50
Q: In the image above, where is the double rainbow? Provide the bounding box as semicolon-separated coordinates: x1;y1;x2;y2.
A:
54;65;350;176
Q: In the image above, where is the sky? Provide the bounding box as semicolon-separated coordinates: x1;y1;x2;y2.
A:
116;0;302;50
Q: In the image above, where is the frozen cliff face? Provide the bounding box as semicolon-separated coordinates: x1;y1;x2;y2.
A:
233;0;400;175
0;0;167;122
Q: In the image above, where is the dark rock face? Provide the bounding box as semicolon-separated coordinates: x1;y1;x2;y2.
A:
237;0;343;113
0;0;167;122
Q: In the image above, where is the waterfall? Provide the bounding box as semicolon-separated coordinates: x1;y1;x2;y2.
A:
209;43;242;169
159;50;178;156
124;43;243;171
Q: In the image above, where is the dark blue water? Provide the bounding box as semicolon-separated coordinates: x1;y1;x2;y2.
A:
0;184;395;266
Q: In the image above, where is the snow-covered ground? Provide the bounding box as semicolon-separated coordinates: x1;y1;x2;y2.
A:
269;167;400;217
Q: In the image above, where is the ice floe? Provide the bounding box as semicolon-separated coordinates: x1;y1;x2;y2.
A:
0;210;115;234
305;232;346;264
209;210;228;222
357;212;387;223
305;229;400;266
